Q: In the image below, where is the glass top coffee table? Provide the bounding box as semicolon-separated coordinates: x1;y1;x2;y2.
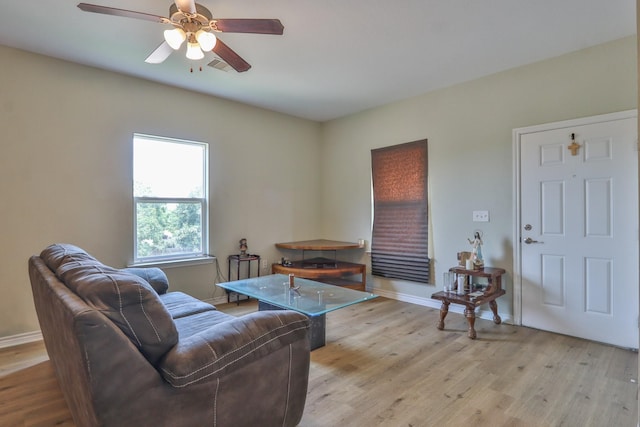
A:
217;274;378;349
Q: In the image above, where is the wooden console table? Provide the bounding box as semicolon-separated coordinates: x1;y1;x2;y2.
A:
273;239;366;291
431;266;506;339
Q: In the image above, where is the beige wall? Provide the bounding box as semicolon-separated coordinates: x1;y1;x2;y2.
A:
636;2;639;422
320;36;637;319
0;35;636;339
0;45;321;338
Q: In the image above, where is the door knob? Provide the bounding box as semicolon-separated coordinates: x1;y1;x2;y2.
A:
524;237;543;244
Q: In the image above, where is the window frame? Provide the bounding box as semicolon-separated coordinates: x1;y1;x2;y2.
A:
132;133;209;265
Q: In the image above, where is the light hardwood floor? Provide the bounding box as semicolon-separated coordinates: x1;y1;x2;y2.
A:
0;297;637;426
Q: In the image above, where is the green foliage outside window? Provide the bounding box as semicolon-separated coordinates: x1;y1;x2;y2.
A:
136;202;202;258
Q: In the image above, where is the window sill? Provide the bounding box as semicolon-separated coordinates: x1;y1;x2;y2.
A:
128;255;216;269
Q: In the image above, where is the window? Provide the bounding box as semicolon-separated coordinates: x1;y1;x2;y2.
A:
133;134;208;264
370;139;429;283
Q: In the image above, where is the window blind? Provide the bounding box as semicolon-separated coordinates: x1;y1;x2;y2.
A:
371;139;429;283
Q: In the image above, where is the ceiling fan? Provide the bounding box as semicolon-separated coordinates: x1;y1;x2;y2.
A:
77;1;284;72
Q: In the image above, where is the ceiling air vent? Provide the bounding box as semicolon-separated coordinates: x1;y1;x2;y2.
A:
207;58;232;72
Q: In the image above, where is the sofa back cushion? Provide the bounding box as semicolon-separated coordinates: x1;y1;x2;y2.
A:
40;244;178;364
120;267;169;295
40;243;98;271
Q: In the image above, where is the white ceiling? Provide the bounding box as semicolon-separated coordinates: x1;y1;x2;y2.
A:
0;0;635;122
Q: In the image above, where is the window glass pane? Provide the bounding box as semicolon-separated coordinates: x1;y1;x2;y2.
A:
133;133;208;263
134;136;204;198
136;202;202;259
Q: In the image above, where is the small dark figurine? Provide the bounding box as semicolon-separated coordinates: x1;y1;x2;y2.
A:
239;238;248;256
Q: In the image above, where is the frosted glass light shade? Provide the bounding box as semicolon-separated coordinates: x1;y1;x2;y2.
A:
196;30;217;52
164;28;186;50
186;42;204;60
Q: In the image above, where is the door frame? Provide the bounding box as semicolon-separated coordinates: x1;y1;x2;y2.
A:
511;109;638;326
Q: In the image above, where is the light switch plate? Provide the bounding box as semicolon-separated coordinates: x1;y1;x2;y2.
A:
473;210;489;222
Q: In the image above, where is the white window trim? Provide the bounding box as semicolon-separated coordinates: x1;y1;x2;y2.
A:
132;134;209;265
128;255;215;269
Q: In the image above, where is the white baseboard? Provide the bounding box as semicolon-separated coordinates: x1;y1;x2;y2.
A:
369;286;512;325
0;330;42;349
0;290;510;349
0;296;230;350
203;295;231;306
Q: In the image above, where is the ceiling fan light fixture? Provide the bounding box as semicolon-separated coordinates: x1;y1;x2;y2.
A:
164;27;186;50
196;30;217;52
186;42;204;60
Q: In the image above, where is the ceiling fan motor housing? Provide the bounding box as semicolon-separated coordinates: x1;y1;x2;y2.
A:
169;3;215;32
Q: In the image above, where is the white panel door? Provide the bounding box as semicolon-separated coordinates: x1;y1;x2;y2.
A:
519;115;638;348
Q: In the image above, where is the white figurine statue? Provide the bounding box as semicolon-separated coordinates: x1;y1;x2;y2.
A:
467;231;484;267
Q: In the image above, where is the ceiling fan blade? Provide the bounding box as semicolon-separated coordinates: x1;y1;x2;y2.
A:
174;0;197;14
212;39;251;73
214;19;284;35
77;3;168;24
145;41;173;64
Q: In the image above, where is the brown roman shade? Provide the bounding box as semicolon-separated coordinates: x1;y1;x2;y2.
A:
370;139;429;283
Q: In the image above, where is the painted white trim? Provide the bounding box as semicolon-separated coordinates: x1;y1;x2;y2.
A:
512;109;638;326
0;330;42;349
369;286;512;325
128;255;215;269
0;296;227;350
203;295;230;306
0;290;512;349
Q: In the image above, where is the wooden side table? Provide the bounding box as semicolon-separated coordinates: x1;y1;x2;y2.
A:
431;267;506;339
272;258;366;291
274;239;366;290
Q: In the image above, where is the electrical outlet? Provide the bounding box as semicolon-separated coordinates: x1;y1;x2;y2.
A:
261;258;268;269
473;210;489;222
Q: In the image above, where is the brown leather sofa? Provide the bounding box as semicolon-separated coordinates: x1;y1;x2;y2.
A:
28;243;310;427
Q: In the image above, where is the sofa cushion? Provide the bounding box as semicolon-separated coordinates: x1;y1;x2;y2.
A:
121;267;170;295
172;309;236;338
40;244;170;294
40;243;99;271
159;311;310;388
159;291;217;319
40;244;178;364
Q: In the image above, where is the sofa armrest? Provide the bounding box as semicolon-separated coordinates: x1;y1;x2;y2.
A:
158;310;309;387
